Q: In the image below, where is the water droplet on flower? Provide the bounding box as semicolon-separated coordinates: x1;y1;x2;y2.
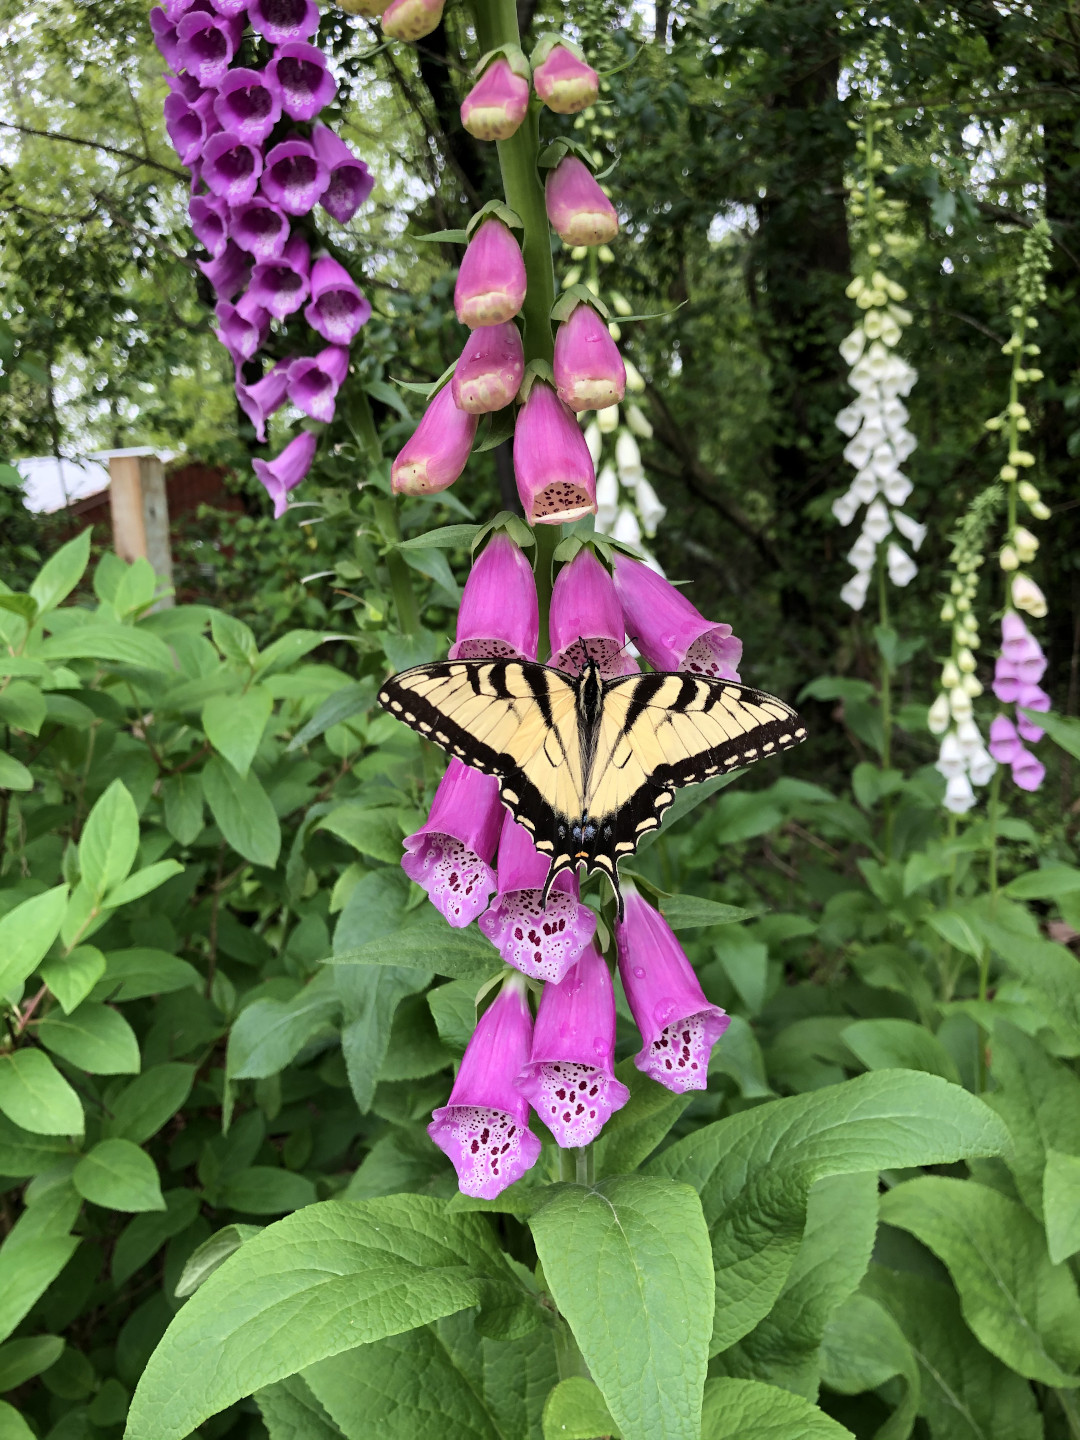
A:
633;966;646;979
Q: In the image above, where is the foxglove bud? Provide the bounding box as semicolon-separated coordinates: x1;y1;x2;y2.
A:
449;532;538;661
249;0;320;45
553;303;626;413
214;68;283;145
455;219;527;327
613;552;741;679
451;323;525;414
532;42;599;114
267;42;337;122
231;198;290;263
927;693;951;735
312;126;374;224
261;138;330;215
381;0;444;41
545;157;618;246
392;384;478;495
253;429;318;519
1012;574;1047;618
461;57;530;141
287;345;350;424
513;380;597;526
305;255;372;345
402;757;502;926
549;546;635;677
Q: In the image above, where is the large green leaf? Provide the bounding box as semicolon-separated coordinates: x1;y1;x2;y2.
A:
819;1293;919;1440
1045;1149;1080;1266
73;1138;166;1213
880;1175;1080;1385
39;623;176;673
79;779;139;900
202;687;273;777
841;1020;959;1083
649;1071;1008;1353
202;756;281;868
0;885;68;995
0;1236;80;1345
337;964;433;1112
37;1002;140;1074
29;528;91;614
125;1197;510;1440
529;1176;714;1440
103;1064;195;1144
542;1379;621;1440
227;983;340;1082
984;1021;1080;1218
333;911;502;981
700;1378;853;1439
257;1375;345;1440
0;1049;84;1136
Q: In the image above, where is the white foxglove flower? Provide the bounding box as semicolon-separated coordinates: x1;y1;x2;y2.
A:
968;747;997;786
891;429;918;462
887;542;917;587
892;511;926;550
625;403;653;439
878;313;902;346
864;500;892;543
928;693;951;734
943;772;977;814
949;687;973;721
840;571;872;610
611;505;642;548
596;464;618;530
634;475;666;536
843;432;876;470
836;403;864;437
847;532;878;572
597;404;620;434
881;398;909;433
880;470;913;507
615;430;642;477
936;732;966;778
839;327;866;366
1012;574;1047;617
832;490;861;526
584;420;602;466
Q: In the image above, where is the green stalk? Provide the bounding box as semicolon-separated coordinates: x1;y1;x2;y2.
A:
575;1144;594;1186
877;560;894;859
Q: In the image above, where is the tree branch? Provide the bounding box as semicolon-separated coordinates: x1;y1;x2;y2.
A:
0;119;186;181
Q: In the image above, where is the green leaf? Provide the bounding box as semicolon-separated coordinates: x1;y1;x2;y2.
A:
0;1334;65;1391
0;1236;80;1345
103;1064;195;1144
255;629;334;677
218;1167;317;1215
700;1379;853;1439
112;1190;202;1286
227;986;340;1082
202;687;273;777
211;610;259;667
841;1019;960;1083
0;1113;75;1176
338;965;433;1112
542;1378;621;1440
925;909;983;959
0;885;68;995
658;894;755;930
79;779;139;900
880;1174;1080;1384
593;1060;689;1177
318;805;406;864
0;594;38;624
104;859;183;909
974;914;1080;1044
40;944;106;1013
0;1399;36;1439
162;772;204;845
0;679;47;735
0;752;32;791
1044;1149;1080;1265
39;623;176;673
0;1050;83;1136
174;1224;263;1298
37;1001;141;1075
530;1176;713;1440
287;681;375;751
649;1071;1008;1354
29;528;91;614
94;947;201;1001
125;1197;503;1440
333;910;501;981
202;756;281;868
985;1021;1080;1218
257;1375;345;1440
397;524;480;552
1005;865;1080;900
73;1138;166;1213
1032;707;1080;761
819;1293;919;1440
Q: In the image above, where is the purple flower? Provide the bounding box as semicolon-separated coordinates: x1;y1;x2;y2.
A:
287;345;350;423
150;7;182;67
214;68;283;146
248;0;320;45
454;219;527;328
451;322;524;414
312;126;374;224
516;942;629;1147
448;531;538;661
162;0;203;21
189;194;230;258
249;233;311;318
549;546;636;677
994;612;1047;704
209;0;249;14
532;42;599;115
198;238;251;299
236;360;292;443
260;137;330;215
613;552;743;680
215;294;271;362
1016;683;1051;743
460;56;530;141
615;889;729;1093
479;813;596;982
1012;747;1046;792
165;69;206;102
988;714;1022;766
553;301;626;414
230;198;290;262
401;757;502;926
253;428;318;518
513;380;596;526
304;254;372;345
164;92;207;166
267;42;337;121
428;971;541;1199
175;9;241;86
202;131;263;205
391;384;478;496
545;156;618;247
381;0;445;42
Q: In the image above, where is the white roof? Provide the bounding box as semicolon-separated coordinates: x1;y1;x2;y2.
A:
15;457;110;514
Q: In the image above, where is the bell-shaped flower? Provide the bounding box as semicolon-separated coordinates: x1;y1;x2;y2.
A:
1011;746;1046;792
634;475;666;537
176;9;242;86
840;570;871;611
449;532;538;661
249;233;311;318
583;418;602;464
150;7;182;67
451;322;525;414
479;814;596;982
992;656;1022;705
513;380;596;525
549;546;635;677
842;430;876;472
615;429;643;481
236;359;292;444
887;541;917;587
230;198;290;263
214;68;283;145
892;511;926;551
188;194;230;258
1001;611;1046;673
305;255;372;345
968;746;997;787
1016;683;1051;743
532;42;599;115
545;157;618;246
831;488;860;527
428;971;541;1199
516;943;628;1147
839;327;866;367
312;126;374;224
596;402;619;433
249;0;320;45
554;303;626;413
927;692;951;735
613;552;741;680
615;889;729;1093
392;383;478;495
214;294;271;362
253;428;318;519
835;402;864;438
943;772;977;814
163;0;202;17
461;57;530;141
847;531;877;574
596;463;618;530
202;132;263;205
198;239;251;300
402;757;502;926
611;506;642;548
626;402;653;439
988;714;1023;766
267;42;337;121
381;0;445;41
880;467;913;507
260;137;330;215
935;731;966;780
1012;575;1048;619
164;92;207;166
455;219;527;328
863;498;892;544
287;345;350;424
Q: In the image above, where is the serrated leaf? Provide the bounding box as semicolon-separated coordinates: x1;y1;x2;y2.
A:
0;885;68;995
73;1138;166;1213
0;1050;83;1136
202;756;281;868
202;687;273;777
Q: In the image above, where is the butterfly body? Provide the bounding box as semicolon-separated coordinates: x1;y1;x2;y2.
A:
378;656;807;915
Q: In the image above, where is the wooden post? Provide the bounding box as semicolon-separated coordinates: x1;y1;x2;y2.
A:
106;451;175;607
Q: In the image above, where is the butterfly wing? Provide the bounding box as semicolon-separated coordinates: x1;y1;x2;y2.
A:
378;660;585;859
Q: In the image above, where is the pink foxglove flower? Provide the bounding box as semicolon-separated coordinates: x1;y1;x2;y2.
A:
202;132;263;205
460;57;530;141
479;814;596;982
451;322;525;414
164;92;207;166
268;42;337;121
616;890;729;1093
428;972;541;1199
150;8;182;67
381;0;445;40
513;380;596;525
613;552;742;680
532;43;599;115
391;384;478;496
198;240;251;300
253;429;318;519
312;126;374;224
175;9;241;86
236;360;292;444
230;198;290;263
448;532;539;661
188;194;230;258
402;757;502;926
545;157;618;246
249;0;320;45
516;943;629;1146
1011;747;1046;792
305;255;372;345
215;294;271;362
287;346;350;423
261;138;330;215
553;302;626;413
549;546;635;677
1016;684;1051;743
214;68;283;145
249;234;311;319
454;219;527;328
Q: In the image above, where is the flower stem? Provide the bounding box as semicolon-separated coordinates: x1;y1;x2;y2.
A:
976;766;1003;1092
534;522;558;660
575;1143;594;1187
877;559;894;859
